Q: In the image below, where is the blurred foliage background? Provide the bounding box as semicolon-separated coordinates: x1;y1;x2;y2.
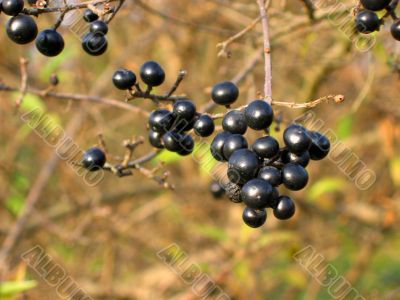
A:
1;0;400;299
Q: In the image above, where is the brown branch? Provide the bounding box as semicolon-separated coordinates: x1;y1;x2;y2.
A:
256;0;273;103
15;58;29;109
216;15;261;58
210;94;345;119
0;82;149;116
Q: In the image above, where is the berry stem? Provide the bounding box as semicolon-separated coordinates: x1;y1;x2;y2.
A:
256;0;273;104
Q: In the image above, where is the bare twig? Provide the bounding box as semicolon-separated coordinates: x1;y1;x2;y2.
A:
256;0;273;103
210;94;345;119
15;58;29;109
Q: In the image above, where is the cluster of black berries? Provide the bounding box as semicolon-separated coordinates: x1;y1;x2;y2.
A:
0;0;109;56
112;61;216;156
208;83;330;228
81;9;109;56
355;0;400;41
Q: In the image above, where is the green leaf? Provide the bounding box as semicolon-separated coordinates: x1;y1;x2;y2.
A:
5;194;25;216
0;280;37;296
15;93;46;113
154;150;183;164
336;115;353;139
193;224;228;241
307;177;346;201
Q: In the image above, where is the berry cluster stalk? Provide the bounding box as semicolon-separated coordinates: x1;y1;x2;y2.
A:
256;0;272;104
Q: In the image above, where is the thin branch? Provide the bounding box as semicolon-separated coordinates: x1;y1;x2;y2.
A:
15;58;29;109
210;94;345;119
256;0;273;103
216;15;261;58
0;82;149;115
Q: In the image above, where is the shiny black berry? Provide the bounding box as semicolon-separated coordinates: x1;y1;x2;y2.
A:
242;207;267;228
82;147;106;171
227;149;260;185
112;69;136;90
148;109;174;133
173;100;197;122
2;0;24;16
210;182;225;199
281;150;310;167
355;11;381;34
252;136;279;159
222;110;247;134
193;115;215;137
222;134;248;160
162;131;182;152
244;100;274;130
283;124;311;155
391;20;400;41
258;166;282;187
210;131;232;161
241;178;273;209
90;20;108;35
282;163;308;191
82;32;107;56
35;29;64;57
140;61;165;87
211;81;239;106
6;15;38;44
309;131;330;160
83;9;99;22
224;181;242;203
173;117;196;133
273;196;295;220
360;0;391;11
177;134;194;156
148;130;164;149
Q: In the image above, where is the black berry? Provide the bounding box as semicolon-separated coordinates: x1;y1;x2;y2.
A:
177;134;194;156
281;150;310;167
283;124;311;154
227;149;260;185
241;178;273;209
244;100;274;130
282;163;309;191
2;0;24;16
82;147;106;171
148;130;164;149
273;196;295;220
252;136;279;159
210;181;225;199
222;134;248;160
83;9;99;22
309;131;330;160
148;109;174;133
258;166;282;187
35;29;64;57
90;20;108;35
211;81;239;106
222;110;247;134
210;131;232;161
242;207;267;228
391;20;400;41
112;69;136;90
6;15;38;44
162;131;183;152
82;32;107;56
193;115;215;137
355;11;381;34
173;100;197;122
360;0;391;11
140;61;165;87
